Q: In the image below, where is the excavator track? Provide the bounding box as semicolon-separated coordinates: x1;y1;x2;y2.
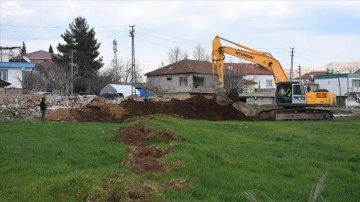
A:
255;108;333;121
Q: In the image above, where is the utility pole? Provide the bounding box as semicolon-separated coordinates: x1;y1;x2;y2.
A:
290;47;295;81
298;65;301;83
113;39;118;82
113;39;118;68
129;25;135;99
70;50;74;95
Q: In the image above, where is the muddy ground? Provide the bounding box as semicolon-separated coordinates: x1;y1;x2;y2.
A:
48;95;251;122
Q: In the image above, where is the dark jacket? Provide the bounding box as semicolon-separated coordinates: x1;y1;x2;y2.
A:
40;100;47;111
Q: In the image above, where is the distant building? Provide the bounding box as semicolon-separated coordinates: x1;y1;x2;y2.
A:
0;62;36;89
24;50;53;64
296;70;329;92
100;84;140;98
145;59;273;100
314;73;360;107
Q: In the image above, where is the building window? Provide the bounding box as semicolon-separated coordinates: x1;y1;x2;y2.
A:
193;76;205;87
179;77;188;86
167;75;172;81
0;69;8;80
266;80;272;87
352;79;360;87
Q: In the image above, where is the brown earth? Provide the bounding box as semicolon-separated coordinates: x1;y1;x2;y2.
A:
119;95;251;121
114;123;185;173
48;103;126;122
101;123;190;201
48;95;251;122
87;123;189;202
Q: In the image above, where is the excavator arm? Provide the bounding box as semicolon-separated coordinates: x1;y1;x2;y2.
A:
212;35;289;87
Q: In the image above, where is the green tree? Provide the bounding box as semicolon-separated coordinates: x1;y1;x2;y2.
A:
49;44;53;53
21;41;26;55
57;16;103;93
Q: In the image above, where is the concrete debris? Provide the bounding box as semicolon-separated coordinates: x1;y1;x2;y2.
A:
0;92;126;120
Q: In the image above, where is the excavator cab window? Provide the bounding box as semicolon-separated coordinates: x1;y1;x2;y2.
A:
276;84;291;104
291;84;307;104
283;86;292;103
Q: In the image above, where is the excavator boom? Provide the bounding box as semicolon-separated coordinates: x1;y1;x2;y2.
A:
212;35;288;85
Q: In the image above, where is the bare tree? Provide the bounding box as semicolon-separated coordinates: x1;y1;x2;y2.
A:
90;58;144;94
158;60;166;68
167;46;188;64
21;62;68;94
192;43;210;61
145;77;162;94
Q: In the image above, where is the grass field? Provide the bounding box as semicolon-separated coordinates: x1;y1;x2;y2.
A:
0;116;359;201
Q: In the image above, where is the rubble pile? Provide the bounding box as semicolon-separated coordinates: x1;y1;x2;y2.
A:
0;93;122;120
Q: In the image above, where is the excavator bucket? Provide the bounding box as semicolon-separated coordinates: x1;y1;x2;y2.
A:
215;88;234;105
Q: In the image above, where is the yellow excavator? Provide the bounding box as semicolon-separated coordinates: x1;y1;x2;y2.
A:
212;35;336;120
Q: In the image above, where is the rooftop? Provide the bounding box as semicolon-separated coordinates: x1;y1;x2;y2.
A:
145;59;272;76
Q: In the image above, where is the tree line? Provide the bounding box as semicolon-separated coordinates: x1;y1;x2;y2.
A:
21;16;245;95
20;16;212;96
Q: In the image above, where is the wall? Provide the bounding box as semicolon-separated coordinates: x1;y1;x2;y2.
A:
315;76;348;96
243;75;274;89
147;74;217;95
315;73;360;108
246;97;275;105
6;68;23;89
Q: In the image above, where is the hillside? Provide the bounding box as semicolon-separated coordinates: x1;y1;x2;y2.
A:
298;61;360;75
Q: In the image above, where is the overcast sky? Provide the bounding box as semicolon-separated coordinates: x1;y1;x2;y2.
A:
1;0;359;74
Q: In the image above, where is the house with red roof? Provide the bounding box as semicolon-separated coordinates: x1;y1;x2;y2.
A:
25;50;53;63
295;70;329;92
145;59;275;100
10;50;58;71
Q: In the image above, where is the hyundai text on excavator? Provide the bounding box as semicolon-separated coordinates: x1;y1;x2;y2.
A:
212;35;336;121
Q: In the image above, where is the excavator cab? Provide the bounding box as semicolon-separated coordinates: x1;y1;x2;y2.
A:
276;82;307;108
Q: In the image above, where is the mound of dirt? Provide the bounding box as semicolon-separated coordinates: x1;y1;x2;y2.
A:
47;108;75;121
48;95;251;122
120;95;251;121
48;103;125;122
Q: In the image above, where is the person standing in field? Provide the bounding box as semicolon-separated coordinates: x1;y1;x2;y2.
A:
39;97;47;121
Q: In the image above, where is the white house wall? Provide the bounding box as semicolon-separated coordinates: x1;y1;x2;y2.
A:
6;68;23;89
316;77;348;96
243;75;275;89
147;74;216;94
315;74;360;107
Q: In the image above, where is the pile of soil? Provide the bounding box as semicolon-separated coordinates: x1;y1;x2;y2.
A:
48;95;251;122
120;95;251;121
48;103;125;122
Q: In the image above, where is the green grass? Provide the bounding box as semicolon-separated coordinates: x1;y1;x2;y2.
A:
1;116;359;201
